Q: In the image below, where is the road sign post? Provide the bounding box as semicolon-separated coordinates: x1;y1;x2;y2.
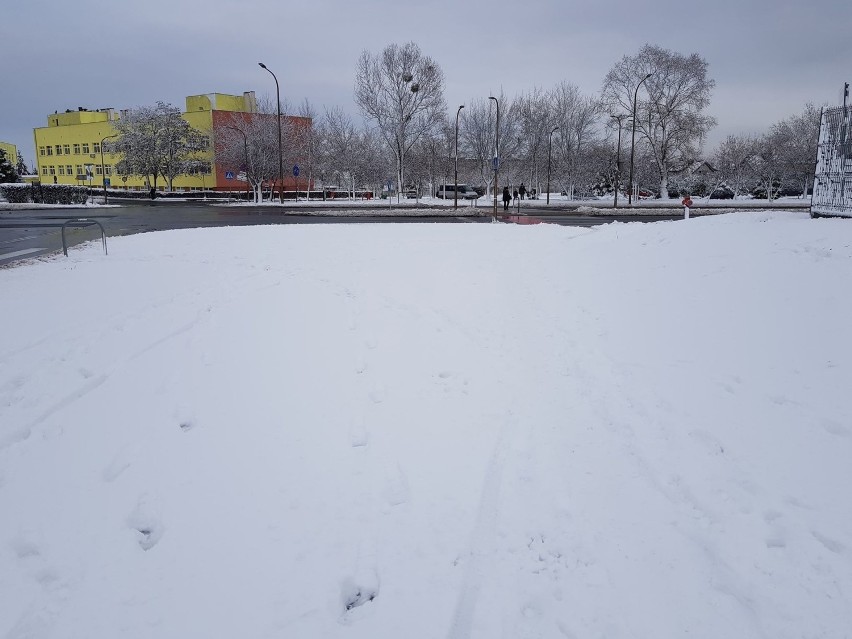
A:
293;165;300;201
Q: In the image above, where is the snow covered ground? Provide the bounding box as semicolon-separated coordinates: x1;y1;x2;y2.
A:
1;211;850;638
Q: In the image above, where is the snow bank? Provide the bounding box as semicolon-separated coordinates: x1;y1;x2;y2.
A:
1;212;850;638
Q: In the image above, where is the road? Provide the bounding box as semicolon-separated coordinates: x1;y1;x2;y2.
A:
1;196;795;266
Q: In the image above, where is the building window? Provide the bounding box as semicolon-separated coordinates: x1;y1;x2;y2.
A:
73;144;80;154
58;166;65;175
95;165;103;175
75;165;83;176
39;146;45;156
48;166;56;175
81;143;90;154
63;144;70;155
105;165;112;175
66;165;72;175
55;145;62;155
42;167;48;175
46;146;53;156
93;142;101;154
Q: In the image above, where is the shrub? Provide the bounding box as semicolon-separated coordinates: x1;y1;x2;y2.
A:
0;183;30;203
0;183;88;204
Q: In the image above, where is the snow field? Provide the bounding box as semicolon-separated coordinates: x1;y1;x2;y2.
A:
0;212;850;638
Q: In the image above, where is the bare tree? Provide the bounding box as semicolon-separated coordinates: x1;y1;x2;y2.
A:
712;134;757;197
216;102;281;203
112;101;208;191
775;103;822;197
751;130;787;201
459;93;516;196
602;44;716;198
551;82;602;197
355;41;446;199
322;106;361;197
514;87;553;194
297;99;318;198
357;126;393;197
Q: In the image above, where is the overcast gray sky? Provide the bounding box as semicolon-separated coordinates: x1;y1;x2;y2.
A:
3;0;850;166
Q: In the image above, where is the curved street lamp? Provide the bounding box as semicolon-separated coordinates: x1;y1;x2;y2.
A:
258;62;284;204
547;126;559;205
489;96;500;217
100;134;118;204
628;72;653;206
454;105;464;210
609;114;627;208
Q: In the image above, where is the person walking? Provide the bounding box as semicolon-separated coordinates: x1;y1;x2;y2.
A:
519;183;527;200
502;186;511;211
681;194;693;219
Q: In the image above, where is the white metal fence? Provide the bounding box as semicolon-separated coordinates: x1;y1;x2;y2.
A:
812;105;852;217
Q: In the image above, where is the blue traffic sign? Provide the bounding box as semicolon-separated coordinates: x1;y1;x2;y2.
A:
293;165;300;177
225;171;235;179
492;157;499;171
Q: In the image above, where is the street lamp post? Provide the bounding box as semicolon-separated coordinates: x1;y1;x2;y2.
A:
609;114;626;208
628;72;653;206
489;96;500;217
454;105;464;210
259;62;284;204
547;126;559;205
100;134;118;204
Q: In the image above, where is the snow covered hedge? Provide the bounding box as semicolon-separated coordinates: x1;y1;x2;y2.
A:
0;183;88;205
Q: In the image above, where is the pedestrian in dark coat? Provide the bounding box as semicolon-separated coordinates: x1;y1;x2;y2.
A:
519;183;527;200
502;186;511;210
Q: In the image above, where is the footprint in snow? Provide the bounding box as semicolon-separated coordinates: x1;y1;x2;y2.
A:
349;418;369;448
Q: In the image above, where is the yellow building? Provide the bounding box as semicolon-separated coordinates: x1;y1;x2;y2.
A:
32;92;259;191
0;141;17;171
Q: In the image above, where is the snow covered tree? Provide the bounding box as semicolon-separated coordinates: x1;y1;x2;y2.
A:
602;44;716;198
774;103;822;196
751;130;787;200
355;41;446;199
711;134;758;197
0;149;19;183
216;106;281;203
112;102;208;191
321;106;362;197
514;87;553;195
459;93;517;196
16;150;29;177
550;82;602;197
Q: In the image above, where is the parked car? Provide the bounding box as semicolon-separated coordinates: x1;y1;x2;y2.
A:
709;186;735;199
436;184;479;200
404;188;419;199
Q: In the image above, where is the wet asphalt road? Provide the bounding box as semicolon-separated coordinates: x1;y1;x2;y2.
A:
0;198;688;267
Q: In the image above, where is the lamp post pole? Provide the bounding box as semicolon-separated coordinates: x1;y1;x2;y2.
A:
454;105;464;210
259;62;284;204
489;96;499;217
100;134;117;204
609;114;626;208
628;72;653;206
547;126;559;205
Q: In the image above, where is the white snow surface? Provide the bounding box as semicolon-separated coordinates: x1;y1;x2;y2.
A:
1;211;850;638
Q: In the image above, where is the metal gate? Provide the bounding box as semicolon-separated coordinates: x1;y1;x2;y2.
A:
812;105;852;217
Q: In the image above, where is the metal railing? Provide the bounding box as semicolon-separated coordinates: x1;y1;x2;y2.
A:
61;219;108;257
